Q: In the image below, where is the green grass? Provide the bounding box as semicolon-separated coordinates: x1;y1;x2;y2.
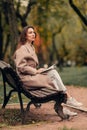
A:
58;66;87;87
59;126;77;130
0;73;29;104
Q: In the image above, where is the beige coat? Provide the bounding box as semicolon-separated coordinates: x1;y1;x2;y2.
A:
14;43;55;90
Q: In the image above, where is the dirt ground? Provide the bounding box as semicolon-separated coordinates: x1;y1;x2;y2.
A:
1;86;87;130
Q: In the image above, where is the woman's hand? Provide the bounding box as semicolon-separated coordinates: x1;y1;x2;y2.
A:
37;68;46;74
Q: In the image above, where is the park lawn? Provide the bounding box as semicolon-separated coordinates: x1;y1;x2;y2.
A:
58;66;87;87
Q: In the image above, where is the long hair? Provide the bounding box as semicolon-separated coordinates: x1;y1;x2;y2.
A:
17;25;36;49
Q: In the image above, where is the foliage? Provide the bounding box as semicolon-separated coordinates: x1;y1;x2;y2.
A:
29;0;87;66
0;0;87;66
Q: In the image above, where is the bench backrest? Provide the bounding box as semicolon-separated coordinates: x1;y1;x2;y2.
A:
0;60;23;91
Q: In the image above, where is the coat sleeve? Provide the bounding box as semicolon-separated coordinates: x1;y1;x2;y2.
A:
14;47;37;75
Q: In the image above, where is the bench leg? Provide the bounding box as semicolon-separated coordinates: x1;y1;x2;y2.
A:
34;103;41;108
54;91;69;120
22;101;33;124
17;92;25;124
54;101;69;120
18;93;33;124
26;101;32;111
2;90;15;108
2;80;16;108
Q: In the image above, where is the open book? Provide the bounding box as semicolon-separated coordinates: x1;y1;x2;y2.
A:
41;64;56;73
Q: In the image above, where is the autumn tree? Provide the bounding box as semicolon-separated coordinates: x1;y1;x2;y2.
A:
0;0;36;62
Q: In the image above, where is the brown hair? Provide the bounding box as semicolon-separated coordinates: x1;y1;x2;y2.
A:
17;25;36;49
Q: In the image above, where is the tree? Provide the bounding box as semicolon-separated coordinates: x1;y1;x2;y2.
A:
0;1;3;59
1;0;87;66
0;0;36;62
69;0;87;26
0;0;19;63
30;0;70;65
15;0;36;27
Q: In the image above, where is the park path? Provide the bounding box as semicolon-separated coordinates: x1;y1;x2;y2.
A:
1;86;87;130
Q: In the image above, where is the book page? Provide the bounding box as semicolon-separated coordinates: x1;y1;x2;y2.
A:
41;64;56;73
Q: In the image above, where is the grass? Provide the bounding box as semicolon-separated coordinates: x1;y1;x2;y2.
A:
0;109;22;126
0;74;29;104
59;126;78;130
58;66;87;87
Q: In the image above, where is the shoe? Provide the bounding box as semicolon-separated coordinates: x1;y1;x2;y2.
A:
66;97;83;107
63;107;77;116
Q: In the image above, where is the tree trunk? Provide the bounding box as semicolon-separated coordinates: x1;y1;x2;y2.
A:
3;0;19;57
0;11;3;59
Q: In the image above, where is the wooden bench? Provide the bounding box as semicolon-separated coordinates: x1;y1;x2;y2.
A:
0;60;68;124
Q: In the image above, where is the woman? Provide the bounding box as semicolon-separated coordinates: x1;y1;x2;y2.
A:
14;25;82;116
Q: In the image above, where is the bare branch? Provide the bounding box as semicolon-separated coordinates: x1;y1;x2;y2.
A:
69;0;87;26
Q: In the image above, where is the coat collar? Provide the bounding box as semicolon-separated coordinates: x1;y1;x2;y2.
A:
24;42;39;65
24;42;35;52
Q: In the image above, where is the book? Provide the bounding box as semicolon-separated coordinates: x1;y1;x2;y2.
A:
41;64;56;73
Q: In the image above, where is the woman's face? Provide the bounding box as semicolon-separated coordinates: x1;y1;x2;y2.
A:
26;28;36;43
